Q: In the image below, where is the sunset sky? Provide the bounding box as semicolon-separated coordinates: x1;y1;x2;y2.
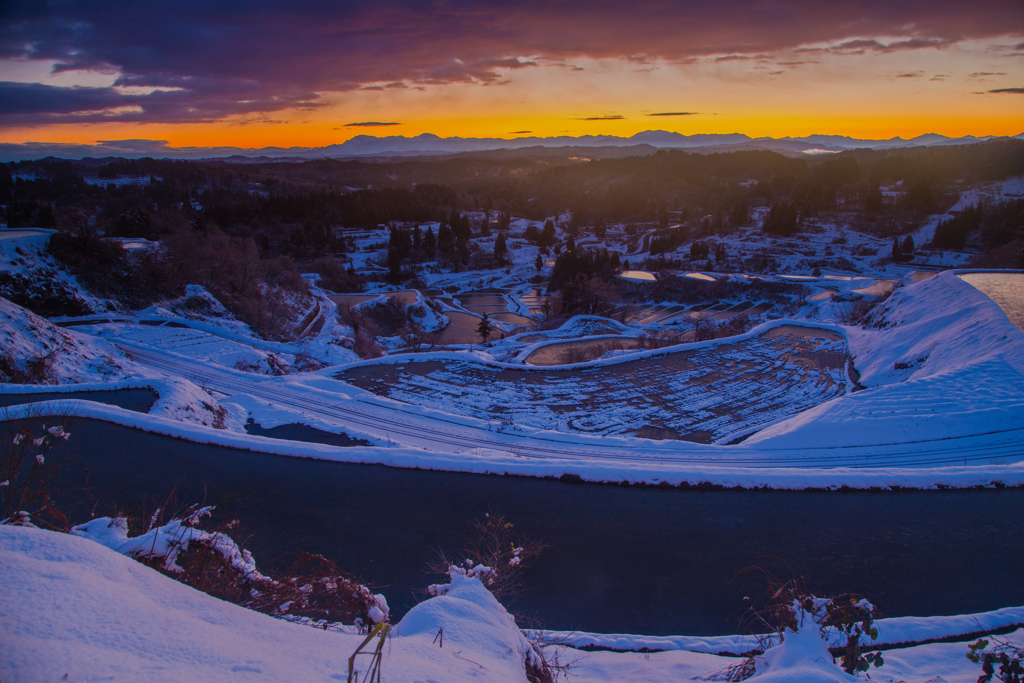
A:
1;0;1022;150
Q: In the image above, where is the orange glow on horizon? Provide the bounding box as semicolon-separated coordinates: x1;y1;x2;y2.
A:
2;112;1021;150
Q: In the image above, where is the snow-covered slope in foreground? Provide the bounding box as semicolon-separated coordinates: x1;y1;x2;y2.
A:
0;525;542;683
2;524;1022;683
748;271;1024;449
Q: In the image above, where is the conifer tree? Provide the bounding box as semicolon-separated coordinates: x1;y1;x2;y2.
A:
477;313;494;344
424;226;436;260
494;231;508;264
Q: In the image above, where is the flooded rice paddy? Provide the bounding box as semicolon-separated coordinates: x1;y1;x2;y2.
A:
328;290;420;308
338;326;852;443
0;388;157;413
525;336;646;365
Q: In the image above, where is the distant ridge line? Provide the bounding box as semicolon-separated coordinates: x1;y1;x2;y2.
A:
1;130;1022;163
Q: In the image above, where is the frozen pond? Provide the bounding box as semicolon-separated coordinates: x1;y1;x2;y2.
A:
326;293;379;307
452;291;538;327
810;287;838;301
684;272;717;282
960;272;1024;331
32;418;1024;636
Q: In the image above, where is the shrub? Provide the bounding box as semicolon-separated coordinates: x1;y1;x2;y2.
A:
71;504;385;629
968;636;1024;683
715;572;884;681
429;513;548;604
834;299;873;325
0;407;76;529
307;257;365;293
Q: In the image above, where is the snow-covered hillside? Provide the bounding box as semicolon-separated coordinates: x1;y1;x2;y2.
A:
0;230;108;316
0;296;136;384
747;271;1024;449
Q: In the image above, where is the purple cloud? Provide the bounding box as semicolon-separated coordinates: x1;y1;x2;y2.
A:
1;0;1021;125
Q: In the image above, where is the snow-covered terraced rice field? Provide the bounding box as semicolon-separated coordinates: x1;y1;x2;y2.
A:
339;326;851;443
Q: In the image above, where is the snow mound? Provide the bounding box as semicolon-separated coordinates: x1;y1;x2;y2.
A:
0;296;135;384
405;297;448;333
397;569;545;680
148;376;229;429
751;614;856;681
0;524;356;682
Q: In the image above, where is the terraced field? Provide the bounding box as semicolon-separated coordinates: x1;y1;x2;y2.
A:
338;325;852;444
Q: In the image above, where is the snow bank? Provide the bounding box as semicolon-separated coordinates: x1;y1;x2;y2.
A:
147;376;230;428
554;604;1024;654
0;230;108;315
